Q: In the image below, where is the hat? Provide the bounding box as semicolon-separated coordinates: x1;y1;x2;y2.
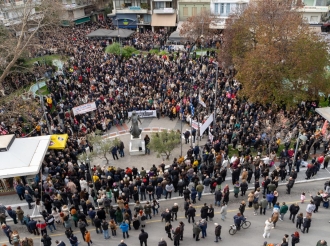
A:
214;223;218;226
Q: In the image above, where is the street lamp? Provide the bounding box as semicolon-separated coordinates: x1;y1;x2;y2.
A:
293;132;308;167
36;77;52;135
86;158;97;196
200;34;204;61
212;61;219;128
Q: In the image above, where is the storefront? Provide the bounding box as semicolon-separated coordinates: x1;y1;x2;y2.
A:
151;13;177;32
114;14;138;29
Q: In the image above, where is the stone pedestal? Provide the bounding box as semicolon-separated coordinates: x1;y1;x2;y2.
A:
129;135;145;156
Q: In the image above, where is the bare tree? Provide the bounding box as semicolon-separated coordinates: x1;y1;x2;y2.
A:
0;0;64;95
179;10;216;43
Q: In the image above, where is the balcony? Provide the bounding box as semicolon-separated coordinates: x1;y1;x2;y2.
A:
298;5;329;13
153;7;175;14
116;6;149;14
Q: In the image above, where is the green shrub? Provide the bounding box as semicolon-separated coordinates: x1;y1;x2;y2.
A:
105;43;137;58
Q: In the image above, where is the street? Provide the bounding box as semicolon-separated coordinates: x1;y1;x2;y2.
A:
1;180;328;246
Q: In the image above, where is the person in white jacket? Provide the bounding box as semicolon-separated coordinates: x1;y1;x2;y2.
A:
220;203;227;221
80;178;89;192
263;218;273;238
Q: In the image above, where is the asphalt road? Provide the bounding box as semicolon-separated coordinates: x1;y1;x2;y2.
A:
1;180;328;246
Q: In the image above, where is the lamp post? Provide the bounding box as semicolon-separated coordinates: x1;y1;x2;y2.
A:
86;158;97;195
36;77;52;135
180;96;183;157
212;61;219;129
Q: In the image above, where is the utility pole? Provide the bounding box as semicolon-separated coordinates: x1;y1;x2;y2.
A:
180;97;183;157
213;61;218;129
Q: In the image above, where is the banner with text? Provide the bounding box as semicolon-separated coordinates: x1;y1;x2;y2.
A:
191;119;202;130
200;114;214;136
128;110;157;118
72;102;97;116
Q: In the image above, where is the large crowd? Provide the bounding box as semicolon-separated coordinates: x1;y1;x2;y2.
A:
0;18;329;246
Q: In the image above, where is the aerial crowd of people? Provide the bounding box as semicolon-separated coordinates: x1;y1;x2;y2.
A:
0;17;329;246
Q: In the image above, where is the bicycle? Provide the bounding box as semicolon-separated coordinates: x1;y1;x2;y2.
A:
229;220;251;235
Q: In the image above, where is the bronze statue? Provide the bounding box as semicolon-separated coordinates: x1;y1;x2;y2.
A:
127;111;142;138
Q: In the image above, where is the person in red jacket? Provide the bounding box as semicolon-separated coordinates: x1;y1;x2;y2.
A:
37;220;47;236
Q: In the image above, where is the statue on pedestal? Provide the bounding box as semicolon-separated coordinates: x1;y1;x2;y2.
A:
127;111;142;138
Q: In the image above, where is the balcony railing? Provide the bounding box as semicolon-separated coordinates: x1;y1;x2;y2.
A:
153;7;175;14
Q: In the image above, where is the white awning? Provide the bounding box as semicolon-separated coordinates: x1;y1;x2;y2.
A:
316;107;330;121
0;135;50;179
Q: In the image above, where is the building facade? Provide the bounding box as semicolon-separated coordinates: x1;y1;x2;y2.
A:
178;0;210;22
210;0;248;29
0;0;37;26
298;0;328;25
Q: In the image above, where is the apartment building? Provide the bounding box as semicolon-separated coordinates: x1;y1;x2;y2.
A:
298;0;329;25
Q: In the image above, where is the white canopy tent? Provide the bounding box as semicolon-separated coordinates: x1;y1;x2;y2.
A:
316;107;330;122
0;135;50;179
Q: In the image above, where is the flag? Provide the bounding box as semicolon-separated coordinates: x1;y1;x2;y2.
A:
322;120;328;135
198;93;206;108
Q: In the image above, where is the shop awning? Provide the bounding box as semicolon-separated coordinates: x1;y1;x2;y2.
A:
0;135;50;179
74;16;91;25
61;20;71;27
151;13;176;27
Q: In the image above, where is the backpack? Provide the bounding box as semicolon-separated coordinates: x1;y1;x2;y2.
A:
141;215;146;221
12;236;19;243
103;197;111;207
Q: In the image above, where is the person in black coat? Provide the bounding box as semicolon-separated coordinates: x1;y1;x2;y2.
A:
139;229;148;246
97;208;106;221
311;193;322;212
301;215;312;233
158;238;167;246
289;203;300;223
200;203;209;221
41;234;52;246
240;180;248;196
291;231;300;246
187;205;196;223
214;190;222;207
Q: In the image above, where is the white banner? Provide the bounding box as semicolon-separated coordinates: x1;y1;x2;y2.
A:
200;114;214;136
128;110;157;118
191;119;202;130
72;102;97;116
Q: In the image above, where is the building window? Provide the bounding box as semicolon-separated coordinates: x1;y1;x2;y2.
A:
214;3;219;14
165;2;172;8
315;0;326;6
303;0;314;6
310;16;319;22
183;7;188;16
192;7;197;16
226;3;230;15
220;3;224;14
124;0;132;7
155;1;164;9
201;7;206;12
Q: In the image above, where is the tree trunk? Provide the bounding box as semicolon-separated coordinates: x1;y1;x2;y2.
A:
104;154;109;164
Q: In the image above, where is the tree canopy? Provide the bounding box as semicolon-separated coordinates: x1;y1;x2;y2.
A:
105;42;137;58
149;130;181;160
221;0;330;107
85;131;121;164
